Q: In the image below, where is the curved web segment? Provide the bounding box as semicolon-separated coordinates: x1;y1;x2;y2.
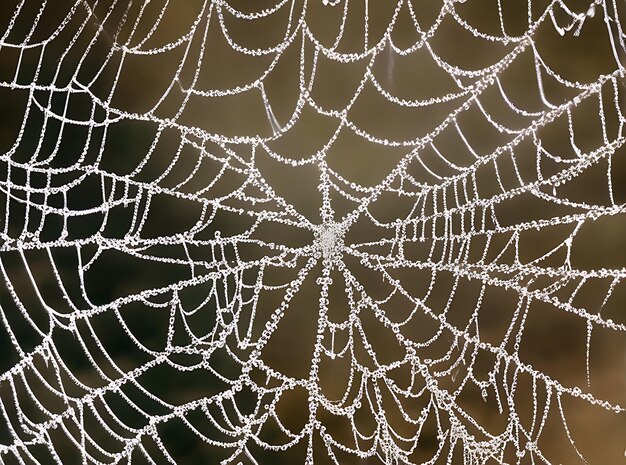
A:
0;0;625;464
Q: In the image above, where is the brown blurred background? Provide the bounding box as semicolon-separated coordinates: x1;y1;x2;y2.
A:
0;0;625;464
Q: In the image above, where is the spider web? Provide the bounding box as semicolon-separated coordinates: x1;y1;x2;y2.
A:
0;0;625;464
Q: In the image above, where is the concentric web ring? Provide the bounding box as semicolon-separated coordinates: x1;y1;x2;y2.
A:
0;0;625;464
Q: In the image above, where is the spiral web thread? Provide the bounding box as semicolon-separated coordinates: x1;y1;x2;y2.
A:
0;0;625;464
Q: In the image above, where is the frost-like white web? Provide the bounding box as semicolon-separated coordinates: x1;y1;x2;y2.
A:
0;0;625;464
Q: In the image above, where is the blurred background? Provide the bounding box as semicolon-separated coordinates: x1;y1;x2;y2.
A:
0;0;625;464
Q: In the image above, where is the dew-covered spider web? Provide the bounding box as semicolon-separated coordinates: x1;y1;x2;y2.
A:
0;0;625;464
